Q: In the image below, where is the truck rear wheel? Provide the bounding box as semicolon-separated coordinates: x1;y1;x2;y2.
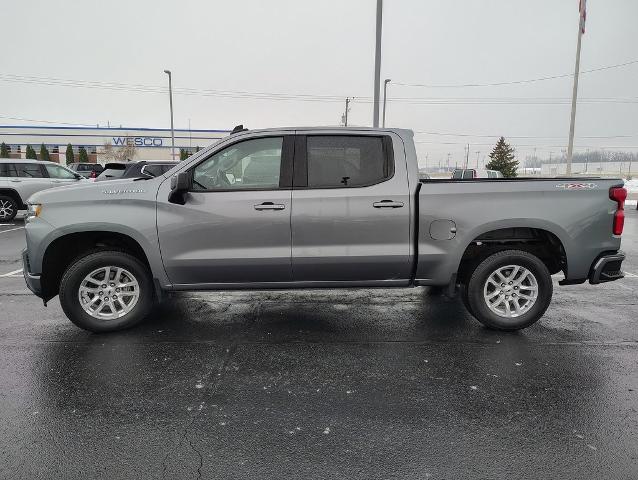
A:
465;249;553;331
59;251;154;332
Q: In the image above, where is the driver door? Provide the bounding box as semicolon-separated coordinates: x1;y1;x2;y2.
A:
156;134;294;287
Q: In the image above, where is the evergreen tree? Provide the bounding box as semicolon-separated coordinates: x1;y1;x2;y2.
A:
65;144;75;165
486;137;519;177
78;146;89;163
179;148;189;161
0;142;9;158
25;145;37;160
39;143;51;162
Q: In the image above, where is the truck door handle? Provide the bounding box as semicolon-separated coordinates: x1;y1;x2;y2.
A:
9;179;21;183
373;200;404;208
254;202;285;211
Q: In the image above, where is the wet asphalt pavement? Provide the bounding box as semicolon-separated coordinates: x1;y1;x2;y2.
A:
0;212;637;479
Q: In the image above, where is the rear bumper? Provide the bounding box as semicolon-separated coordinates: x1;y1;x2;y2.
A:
22;249;43;297
589;251;625;284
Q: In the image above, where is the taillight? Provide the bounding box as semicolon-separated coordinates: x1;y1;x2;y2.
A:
610;186;627;236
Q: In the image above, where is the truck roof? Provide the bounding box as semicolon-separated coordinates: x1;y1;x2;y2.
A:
228;126;415;137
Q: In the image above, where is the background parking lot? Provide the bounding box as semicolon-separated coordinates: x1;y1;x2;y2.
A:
1;212;637;479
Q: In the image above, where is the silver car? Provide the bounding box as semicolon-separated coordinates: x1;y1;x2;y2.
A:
0;159;85;221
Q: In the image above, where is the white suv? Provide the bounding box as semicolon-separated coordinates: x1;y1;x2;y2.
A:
0;159;85;221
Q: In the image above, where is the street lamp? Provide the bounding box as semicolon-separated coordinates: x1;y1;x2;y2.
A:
163;69;175;161
372;0;383;127
382;79;391;128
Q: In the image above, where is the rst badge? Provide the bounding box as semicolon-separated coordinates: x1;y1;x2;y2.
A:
555;183;598;190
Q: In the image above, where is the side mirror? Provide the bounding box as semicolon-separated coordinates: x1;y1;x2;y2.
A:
168;172;192;205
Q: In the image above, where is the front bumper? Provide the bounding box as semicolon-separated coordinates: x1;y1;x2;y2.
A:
589;251;625;284
22;249;43;297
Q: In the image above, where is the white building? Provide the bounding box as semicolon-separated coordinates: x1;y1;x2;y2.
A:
0;124;230;163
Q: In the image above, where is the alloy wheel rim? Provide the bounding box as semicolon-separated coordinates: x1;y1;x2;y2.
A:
78;266;140;320
483;264;538;318
0;199;14;219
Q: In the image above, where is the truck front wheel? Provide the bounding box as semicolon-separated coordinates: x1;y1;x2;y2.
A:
59;251;154;332
464;249;553;331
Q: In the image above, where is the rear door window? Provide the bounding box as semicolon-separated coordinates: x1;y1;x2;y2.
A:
305;135;391;188
462;169;475;179
15;163;45;178
452;170;463;179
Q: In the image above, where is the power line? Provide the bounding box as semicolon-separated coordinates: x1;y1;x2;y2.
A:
0;73;351;103
2;73;638;107
0;114;97;127
394;58;638;88
414;130;638;139
414;140;638;149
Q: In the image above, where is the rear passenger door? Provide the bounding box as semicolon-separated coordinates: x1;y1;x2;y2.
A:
10;163;51;201
291;132;412;283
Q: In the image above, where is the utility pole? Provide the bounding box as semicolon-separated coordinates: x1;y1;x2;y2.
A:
372;0;383;127
446;153;451;172
464;144;470;169
163;69;175;161
342;97;353;126
566;0;587;174
475;151;480;169
382;79;391;128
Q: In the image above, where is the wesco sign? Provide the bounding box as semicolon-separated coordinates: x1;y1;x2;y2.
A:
112;137;163;147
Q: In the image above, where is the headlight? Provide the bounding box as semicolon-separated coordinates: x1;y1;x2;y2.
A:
26;203;43;219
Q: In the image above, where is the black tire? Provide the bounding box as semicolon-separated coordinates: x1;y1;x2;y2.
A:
466;249;553;331
59;250;154;333
459;284;474;315
0;195;18;222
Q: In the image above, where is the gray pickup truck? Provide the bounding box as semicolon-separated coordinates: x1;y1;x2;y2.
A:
22;127;627;332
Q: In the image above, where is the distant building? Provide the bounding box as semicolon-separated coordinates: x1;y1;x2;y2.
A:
0;124;230;163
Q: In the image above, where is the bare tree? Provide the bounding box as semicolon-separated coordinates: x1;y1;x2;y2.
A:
102;140;137;162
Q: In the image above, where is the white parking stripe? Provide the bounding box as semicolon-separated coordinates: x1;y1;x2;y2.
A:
0;227;24;234
624;271;638;278
0;268;23;277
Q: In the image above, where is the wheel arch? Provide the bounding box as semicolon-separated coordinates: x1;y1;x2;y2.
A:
0;188;25;209
455;221;569;285
39;228;165;301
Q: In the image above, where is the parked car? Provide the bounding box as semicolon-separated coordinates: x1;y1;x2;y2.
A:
67;162;104;179
95;161;177;181
0;159;85;221
452;168;504;179
22;127;626;333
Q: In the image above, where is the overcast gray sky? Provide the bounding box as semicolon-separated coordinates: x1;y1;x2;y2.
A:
2;0;637;166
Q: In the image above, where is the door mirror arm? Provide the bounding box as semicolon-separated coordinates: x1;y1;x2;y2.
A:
168;171;192;205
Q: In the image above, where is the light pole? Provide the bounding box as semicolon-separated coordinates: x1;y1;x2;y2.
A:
163;69;175;161
372;0;383;127
382;79;391;128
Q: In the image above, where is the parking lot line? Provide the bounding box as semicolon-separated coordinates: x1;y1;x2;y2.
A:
0;268;23;278
0;227;24;234
624;271;638;278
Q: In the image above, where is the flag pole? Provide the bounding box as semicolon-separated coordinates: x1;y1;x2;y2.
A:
566;3;585;175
